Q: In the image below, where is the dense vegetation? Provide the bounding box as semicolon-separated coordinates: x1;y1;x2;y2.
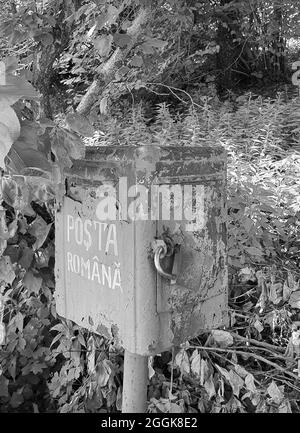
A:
0;0;300;413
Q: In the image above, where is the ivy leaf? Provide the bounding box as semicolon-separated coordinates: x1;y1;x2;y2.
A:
0;74;39;105
96;13;109;29
50;332;64;349
23;270;42;295
140;42;154;55
31;363;47;374
8;356;17;381
106;5;119;26
52;129;85;168
0;102;20;142
289;291;300;309
71;338;82;365
245;246;264;257
174;349;190;376
234;364;249;379
6;146;52;176
94;35;113;57
167;402;183;413
40;33;54;47
0;255;15;284
0;208;9;241
215;364;231;381
10;391;24;408
245;373;256;393
267;381;284;404
211;329;234;347
0;375;9;397
28;216;52;250
14;312;24;332
131;55;143;67
96;360;111;387
228;369;244;397
66;113;94;137
0;122;13;168
3;56;18;75
50;323;65;333
204;375;216;400
113;33;132;48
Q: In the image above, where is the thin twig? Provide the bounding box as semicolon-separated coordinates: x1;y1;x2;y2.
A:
147;82;202;109
188;345;299;381
231;332;286;353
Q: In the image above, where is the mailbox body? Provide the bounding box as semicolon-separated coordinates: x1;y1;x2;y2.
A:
55;145;228;355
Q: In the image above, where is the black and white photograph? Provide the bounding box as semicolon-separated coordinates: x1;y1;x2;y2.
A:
0;0;299;421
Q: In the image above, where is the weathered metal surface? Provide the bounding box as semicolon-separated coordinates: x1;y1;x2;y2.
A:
55;145;228;355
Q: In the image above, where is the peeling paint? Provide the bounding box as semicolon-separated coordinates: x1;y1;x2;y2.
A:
55;145;228;355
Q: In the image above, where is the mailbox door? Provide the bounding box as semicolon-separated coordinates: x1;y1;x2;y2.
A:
154;147;228;350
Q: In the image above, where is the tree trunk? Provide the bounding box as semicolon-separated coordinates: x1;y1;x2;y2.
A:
76;6;151;116
215;0;249;93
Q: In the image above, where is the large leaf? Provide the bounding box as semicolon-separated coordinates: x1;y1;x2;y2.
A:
6;147;52;175
0;102;20;141
23;270;43;295
289;291;300;309
52;128;85;169
65;113;94;137
3;56;18;75
0;74;39;106
28;215;52;250
174;349;190;376
267;381;284;404
94;35;113;57
16;120;40;150
113;33;132;48
0;255;15;285
211;329;233;347
0;122;13;168
131;55;143;67
2;176;30;211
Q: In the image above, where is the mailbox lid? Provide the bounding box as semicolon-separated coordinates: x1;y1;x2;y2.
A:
68;145;226;184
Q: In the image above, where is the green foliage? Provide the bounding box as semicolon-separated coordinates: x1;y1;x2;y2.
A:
1;0;300;414
0;89;300;413
0;182;56;412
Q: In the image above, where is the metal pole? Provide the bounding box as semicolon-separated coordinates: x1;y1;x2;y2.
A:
122;350;148;413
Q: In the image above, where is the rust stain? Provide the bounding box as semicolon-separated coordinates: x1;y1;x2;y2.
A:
55;145;228;355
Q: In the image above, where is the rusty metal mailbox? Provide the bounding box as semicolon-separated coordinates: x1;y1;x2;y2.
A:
55;145;227;356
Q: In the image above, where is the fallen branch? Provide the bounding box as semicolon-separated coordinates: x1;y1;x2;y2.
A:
230;332;286;353
189;345;299;381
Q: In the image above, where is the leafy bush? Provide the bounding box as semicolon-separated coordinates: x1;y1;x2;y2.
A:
1;94;300;413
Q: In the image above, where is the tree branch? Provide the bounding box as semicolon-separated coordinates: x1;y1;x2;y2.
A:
76;6;151;116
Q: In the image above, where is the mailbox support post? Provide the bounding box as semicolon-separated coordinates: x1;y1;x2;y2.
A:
122;350;148;413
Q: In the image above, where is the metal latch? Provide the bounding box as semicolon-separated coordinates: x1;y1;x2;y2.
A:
152;237;181;285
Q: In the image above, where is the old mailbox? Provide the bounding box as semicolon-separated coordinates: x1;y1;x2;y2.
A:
55;145;227;356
